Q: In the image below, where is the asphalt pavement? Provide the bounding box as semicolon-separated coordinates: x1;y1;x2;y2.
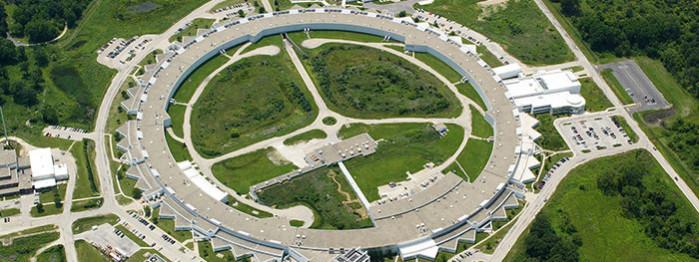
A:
598;60;670;112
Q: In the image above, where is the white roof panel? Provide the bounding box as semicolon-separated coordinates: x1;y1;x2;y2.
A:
29;148;54;180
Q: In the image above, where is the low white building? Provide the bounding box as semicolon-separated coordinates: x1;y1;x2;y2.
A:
29;148;68;190
502;69;585;115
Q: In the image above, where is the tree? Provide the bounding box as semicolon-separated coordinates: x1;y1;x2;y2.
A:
144;205;151;217
238;9;245;17
132;188;142;199
560;0;580;17
36;202;44;213
34;47;49;67
397;11;407;18
41;107;59;125
24;19;59;43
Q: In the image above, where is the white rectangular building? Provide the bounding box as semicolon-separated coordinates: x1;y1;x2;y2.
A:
503;69;585;115
29;148;54;181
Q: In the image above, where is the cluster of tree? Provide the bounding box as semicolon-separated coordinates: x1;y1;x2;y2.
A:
6;0;91;43
551;0;699;98
596;151;699;258
664;119;699;174
82;139;99;194
0;39;52;109
523;213;581;262
308;45;452;116
285;81;312;112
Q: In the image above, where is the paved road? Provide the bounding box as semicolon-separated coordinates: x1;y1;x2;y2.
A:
598;60;670;112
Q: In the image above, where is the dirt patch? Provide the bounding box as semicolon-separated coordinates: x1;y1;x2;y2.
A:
266;149;289;166
328;172;368;218
128;1;160;14
641;106;676;126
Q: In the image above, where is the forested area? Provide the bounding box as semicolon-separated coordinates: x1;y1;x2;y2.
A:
596;151;699;258
5;0;91;42
551;0;698;98
523;213;581;262
664;119;699;174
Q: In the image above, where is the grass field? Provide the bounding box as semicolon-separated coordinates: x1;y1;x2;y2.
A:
172;55;230;103
505;150;699;261
477;45;503;67
601;68;633;105
579;78;613;112
414;52;463;83
323;116;337;125
169;18;215;43
632;56;699;197
137;49;164;68
71;140;101;199
0;231;60;262
212;148;298;194
283;129;327;145
38;184;67;204
443;139;493;182
167;104;186;138
151;208;192;242
209;0;246;12
192;47;317;158
75;240;110;262
36;245;66;262
470;105;493;138
340;123;464;201
422;0;574;65
72;213;119;234
165;131;193;162
301;43;461;119
257;166;373;230
534;114;568;151
456;82;487;110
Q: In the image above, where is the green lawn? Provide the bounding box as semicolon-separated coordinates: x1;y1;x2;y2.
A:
75;240;110;262
36;245;66;262
167;104;186;138
226;196;273;218
579;78;613;112
0;225;57;239
172;55;229;103
197;241;240;262
192;46;316;158
115;225;149;247
71;139;101;199
137;49;164;68
126;249;171;262
119;175;139;200
307;30;395;43
30;203;63;218
258;166;373;230
301;43;461;119
38;184;67;204
165;131;193;162
456;82;487;110
212;148;297;194
340;123;465;201
477;45;503;67
70;198;104;212
601;68;633;105
0;231;60;262
151;207;192;242
470;105;493;138
283;129;327;145
414;52;463;83
169;18;216;43
505;150;699;261
322;116;337;125
0;208;20;217
290;220;304;227
422;0;574;65
444;139;493;182
534;114;568;151
72;213;120;234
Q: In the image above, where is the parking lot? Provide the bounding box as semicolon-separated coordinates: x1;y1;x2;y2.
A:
42;126;90;141
598;60;669;112
558;115;635;153
79;224;141;257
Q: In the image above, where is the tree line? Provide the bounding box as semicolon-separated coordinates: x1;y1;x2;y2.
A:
552;0;699;98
